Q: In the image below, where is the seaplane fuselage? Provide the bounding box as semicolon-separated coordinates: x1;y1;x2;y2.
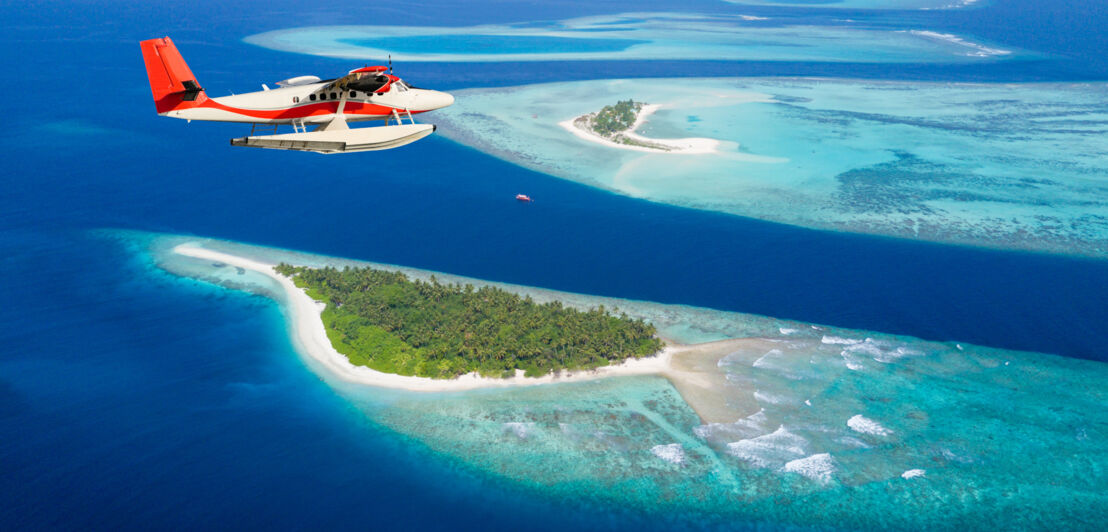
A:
164;78;455;125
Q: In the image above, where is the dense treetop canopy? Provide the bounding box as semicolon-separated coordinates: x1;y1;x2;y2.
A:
591;99;642;136
276;264;664;379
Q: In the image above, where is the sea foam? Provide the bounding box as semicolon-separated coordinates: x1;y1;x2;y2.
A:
783;453;836;485
906;30;1012;57
650;443;686;464
833;337;923;368
821;335;861;345
901;469;927;479
727;426;808;468
847;415;893;437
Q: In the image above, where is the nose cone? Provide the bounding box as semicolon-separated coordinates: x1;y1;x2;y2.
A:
415;89;455;111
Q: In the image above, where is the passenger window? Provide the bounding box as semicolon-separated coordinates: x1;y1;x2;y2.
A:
317;93;324;100
350;91;357;98
330;92;337;99
293;96;299;103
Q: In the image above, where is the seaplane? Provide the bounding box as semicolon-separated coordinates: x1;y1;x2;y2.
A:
140;36;454;153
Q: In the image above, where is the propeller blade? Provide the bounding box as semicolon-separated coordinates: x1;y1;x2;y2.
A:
326;72;356;90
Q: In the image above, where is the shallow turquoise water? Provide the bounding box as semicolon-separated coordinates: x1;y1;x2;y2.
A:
245;13;1023;63
341;35;646;54
150;232;1108;530
434;78;1108;257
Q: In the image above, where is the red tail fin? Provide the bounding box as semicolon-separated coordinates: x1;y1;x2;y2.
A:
140;37;207;114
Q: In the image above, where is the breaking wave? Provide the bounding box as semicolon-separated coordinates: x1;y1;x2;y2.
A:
825;336;924;368
847;415;893;436
783;453;836;484
727;426;809;468
753;348;784;367
821;335;861;345
902;468;927;479
906;30;1012;57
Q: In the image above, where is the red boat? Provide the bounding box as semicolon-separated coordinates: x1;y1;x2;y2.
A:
515;194;533;202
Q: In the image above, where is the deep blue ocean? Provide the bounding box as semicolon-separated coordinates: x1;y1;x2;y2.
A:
2;0;1107;529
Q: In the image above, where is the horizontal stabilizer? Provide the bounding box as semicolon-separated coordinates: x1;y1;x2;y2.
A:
230;124;436;154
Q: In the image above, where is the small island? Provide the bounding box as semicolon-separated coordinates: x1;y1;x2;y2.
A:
572;99;674;151
562;100;720;154
275;264;665;379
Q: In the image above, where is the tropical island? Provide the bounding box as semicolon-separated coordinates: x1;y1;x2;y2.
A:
588;99;644;136
561;99;720;154
173;242;751;411
274;263;665;379
572;99;672;151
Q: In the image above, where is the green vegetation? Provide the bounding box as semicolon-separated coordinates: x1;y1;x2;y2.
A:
575;99;671;151
591;99;642;136
275;264;664;379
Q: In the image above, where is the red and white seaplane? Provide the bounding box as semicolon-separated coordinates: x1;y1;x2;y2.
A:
140;36;454;153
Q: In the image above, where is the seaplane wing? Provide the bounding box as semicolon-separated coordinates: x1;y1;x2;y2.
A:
140;36;454;154
276;76;322;87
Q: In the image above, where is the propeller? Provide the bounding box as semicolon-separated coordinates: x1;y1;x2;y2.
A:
326;66;392;93
326;73;357;91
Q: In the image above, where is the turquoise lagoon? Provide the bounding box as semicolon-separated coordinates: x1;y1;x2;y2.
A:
244;13;1020;63
722;0;983;9
434;78;1108;257
148;232;1107;529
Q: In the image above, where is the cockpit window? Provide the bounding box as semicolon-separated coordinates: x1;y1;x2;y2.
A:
395;81;409;92
346;74;390;94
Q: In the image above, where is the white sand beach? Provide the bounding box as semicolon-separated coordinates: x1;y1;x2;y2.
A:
559;104;721;154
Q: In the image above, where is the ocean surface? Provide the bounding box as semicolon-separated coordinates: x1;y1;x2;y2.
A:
2;0;1107;529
